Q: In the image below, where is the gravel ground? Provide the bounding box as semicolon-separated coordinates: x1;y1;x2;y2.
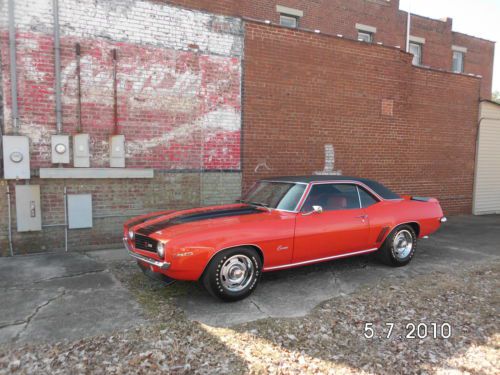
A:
0;260;498;374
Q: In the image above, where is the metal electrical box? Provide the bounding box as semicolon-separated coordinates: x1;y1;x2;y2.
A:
109;135;125;168
73;133;90;167
51;135;70;164
67;194;93;229
15;185;42;232
2;135;30;179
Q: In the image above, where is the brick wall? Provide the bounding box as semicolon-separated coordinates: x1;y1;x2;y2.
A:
0;0;243;254
0;1;484;254
165;0;494;99
242;22;480;215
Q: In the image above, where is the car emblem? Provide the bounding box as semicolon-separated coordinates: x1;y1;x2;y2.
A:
277;245;289;251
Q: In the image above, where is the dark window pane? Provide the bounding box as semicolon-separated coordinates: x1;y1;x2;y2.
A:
358;187;378;208
302;184;360;212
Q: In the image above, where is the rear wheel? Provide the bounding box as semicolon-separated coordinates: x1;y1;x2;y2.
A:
378;225;417;267
202;247;262;302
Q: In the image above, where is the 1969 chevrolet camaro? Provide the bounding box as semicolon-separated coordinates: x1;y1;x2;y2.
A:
124;176;446;301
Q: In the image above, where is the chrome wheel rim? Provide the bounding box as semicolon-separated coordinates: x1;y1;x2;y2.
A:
393;230;413;260
220;255;254;292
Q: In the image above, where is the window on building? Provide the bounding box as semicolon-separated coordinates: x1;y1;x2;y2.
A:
452;51;464;73
358;31;373;43
280;14;298;28
409;42;422;65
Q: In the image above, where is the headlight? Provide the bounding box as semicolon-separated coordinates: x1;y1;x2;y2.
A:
157;242;165;258
128;229;134;240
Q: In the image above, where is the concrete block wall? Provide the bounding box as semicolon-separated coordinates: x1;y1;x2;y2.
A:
0;0;243;254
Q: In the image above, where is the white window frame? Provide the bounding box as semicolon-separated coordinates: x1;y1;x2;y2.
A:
356;23;376;43
452;51;465;73
279;14;298;28
409;42;423;66
358;31;373;43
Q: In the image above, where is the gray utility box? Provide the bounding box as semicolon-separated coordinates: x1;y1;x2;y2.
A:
51;134;70;164
109;134;125;168
73;133;90;167
15;185;42;232
2;135;30;179
67;194;93;229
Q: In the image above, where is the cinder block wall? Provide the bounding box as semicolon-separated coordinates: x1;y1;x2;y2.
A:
0;0;243;254
242;22;480;215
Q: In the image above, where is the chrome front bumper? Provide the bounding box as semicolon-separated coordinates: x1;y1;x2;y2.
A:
123;238;171;270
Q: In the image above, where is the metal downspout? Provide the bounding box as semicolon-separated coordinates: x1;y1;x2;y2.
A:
8;0;19;133
53;0;63;134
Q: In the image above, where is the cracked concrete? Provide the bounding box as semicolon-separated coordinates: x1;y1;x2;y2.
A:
174;215;500;326
0;253;145;345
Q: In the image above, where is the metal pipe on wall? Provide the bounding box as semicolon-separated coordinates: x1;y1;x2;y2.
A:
63;186;68;252
6;185;13;256
112;49;119;135
75;43;82;133
53;0;63;134
8;0;19;133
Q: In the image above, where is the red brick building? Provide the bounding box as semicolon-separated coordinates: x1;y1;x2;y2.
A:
166;0;495;99
0;0;492;254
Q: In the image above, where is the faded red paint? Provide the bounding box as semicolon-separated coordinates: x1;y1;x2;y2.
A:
0;32;242;170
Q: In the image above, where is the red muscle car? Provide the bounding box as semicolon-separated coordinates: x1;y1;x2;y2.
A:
124;176;446;301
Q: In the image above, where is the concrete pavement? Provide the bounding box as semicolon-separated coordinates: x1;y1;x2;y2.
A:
0;252;145;345
0;215;498;345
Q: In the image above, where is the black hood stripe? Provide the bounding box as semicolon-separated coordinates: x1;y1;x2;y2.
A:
128;212;168;229
136;206;263;236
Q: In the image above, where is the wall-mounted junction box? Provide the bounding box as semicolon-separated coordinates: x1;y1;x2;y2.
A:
51;135;70;164
73;133;90;167
109;134;125;168
15;185;42;232
67;194;93;229
2;135;30;180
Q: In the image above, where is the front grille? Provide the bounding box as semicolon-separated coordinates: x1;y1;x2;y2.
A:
134;234;158;253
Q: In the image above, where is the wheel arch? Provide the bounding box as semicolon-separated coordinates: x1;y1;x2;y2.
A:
199;244;265;280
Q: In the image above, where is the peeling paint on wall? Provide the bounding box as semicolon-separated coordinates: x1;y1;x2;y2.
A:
0;0;243;170
314;145;342;176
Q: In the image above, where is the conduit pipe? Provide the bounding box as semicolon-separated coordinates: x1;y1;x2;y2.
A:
53;0;63;134
6;185;13;256
75;43;82;133
8;0;19;133
112;49;120;135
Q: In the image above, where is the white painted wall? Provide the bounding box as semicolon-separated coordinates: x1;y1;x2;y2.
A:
473;101;500;215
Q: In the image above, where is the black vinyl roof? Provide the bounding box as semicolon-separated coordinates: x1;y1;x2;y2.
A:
262;176;401;200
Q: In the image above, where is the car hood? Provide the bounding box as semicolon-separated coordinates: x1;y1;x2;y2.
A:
131;204;268;238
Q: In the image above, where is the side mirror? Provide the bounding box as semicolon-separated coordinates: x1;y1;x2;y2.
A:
302;205;323;216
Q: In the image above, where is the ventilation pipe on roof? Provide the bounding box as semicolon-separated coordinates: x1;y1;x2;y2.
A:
8;0;19;133
53;0;63;134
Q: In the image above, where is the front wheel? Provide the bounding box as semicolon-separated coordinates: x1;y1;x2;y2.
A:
201;247;262;302
377;225;417;267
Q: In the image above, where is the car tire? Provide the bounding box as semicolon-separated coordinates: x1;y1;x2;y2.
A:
377;225;417;267
202;247;262;302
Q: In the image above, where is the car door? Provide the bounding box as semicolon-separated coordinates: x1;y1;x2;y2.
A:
292;183;371;263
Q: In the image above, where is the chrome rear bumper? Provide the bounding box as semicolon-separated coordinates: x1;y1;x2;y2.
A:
440;217;448;223
123;238;171;270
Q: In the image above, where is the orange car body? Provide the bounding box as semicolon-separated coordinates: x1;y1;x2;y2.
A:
124;177;445;281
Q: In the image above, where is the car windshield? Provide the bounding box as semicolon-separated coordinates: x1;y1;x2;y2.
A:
241;181;307;211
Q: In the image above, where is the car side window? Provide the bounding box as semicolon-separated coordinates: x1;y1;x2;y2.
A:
302;184;360;212
357;186;379;208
